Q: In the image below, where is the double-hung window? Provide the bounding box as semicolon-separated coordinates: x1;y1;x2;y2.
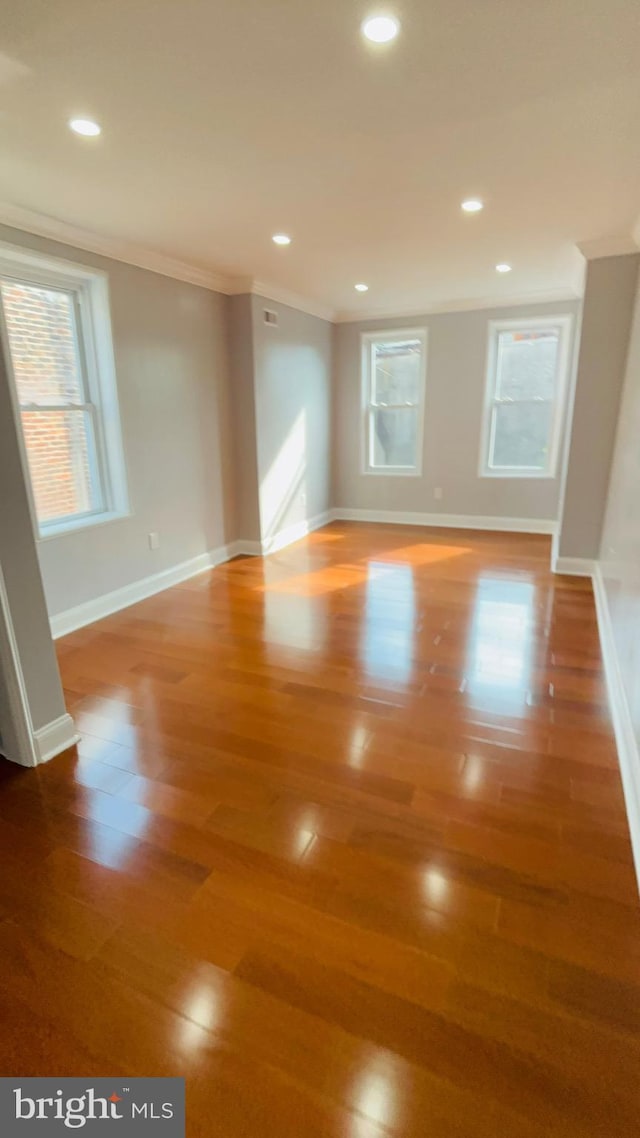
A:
0;244;128;537
362;329;426;475
479;316;572;478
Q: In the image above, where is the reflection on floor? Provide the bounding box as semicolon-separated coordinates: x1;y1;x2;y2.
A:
1;523;639;1136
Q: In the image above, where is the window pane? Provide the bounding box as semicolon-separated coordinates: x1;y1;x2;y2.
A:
372;339;422;405
490;402;553;470
20;409;102;523
1;280;84;405
371;407;418;468
496;328;559;401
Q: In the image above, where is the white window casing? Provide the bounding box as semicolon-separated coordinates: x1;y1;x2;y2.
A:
478;314;573;480
0;242;129;539
361;328;427;476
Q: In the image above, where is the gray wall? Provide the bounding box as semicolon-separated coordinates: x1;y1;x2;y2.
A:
228;294;262;543
332;300;580;522
557;254;640;559
0;224;237;619
599;270;640;776
0;342;66;733
0;666;12;757
251;295;332;542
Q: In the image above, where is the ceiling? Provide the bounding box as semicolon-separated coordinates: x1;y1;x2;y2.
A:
1;0;640;319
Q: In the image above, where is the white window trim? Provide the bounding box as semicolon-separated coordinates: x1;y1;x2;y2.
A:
478;314;573;480
361;327;427;477
0;241;130;540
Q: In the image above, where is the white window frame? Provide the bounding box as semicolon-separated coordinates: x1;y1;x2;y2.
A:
361;328;427;476
0;242;129;539
478;314;573;480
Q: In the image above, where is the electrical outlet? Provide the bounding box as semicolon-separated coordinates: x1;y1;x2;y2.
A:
434;487;443;500
148;532;160;550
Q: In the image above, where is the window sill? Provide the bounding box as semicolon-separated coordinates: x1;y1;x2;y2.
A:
479;470;556;480
37;509;130;542
363;468;422;478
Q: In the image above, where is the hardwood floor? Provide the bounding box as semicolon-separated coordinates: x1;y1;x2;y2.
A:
1;523;639;1135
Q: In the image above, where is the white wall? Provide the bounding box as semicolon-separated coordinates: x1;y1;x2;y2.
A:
597;267;640;867
228;294;262;543
558;254;639;559
0;338;66;735
332;299;581;523
251;295;332;544
0;224;237;620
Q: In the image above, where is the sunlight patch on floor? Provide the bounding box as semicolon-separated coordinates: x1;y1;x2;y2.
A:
257;541;471;595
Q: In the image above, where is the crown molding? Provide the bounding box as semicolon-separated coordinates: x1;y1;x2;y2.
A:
0;203;336;319
333;287;582;324
0;200;598;325
250;279;335;322
224;276;335;322
577;234;640;260
0;201;234;292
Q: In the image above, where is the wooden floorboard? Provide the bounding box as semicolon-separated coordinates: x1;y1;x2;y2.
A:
1;523;639;1135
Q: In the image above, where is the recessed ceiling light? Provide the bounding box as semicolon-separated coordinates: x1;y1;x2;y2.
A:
355;283;369;292
272;234;291;246
496;263;512;273
362;15;400;43
69;118;101;137
461;199;483;213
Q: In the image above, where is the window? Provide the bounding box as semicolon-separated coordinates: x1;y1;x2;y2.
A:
362;329;426;474
479;316;573;478
0;245;128;537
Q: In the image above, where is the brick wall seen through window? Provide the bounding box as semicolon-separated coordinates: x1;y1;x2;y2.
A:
1;281;100;522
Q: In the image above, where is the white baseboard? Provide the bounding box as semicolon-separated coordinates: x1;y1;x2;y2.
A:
261;510;333;554
230;539;263;557
50;542;236;638
232;511;333;557
592;565;640;892
50;513;333;638
552;555;596;576
33;712;79;764
48;507;555;640
331;508;556;536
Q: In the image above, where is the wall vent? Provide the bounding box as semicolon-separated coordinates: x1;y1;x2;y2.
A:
263;308;278;327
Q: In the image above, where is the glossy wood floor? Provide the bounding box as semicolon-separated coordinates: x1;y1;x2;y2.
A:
1;523;639;1136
